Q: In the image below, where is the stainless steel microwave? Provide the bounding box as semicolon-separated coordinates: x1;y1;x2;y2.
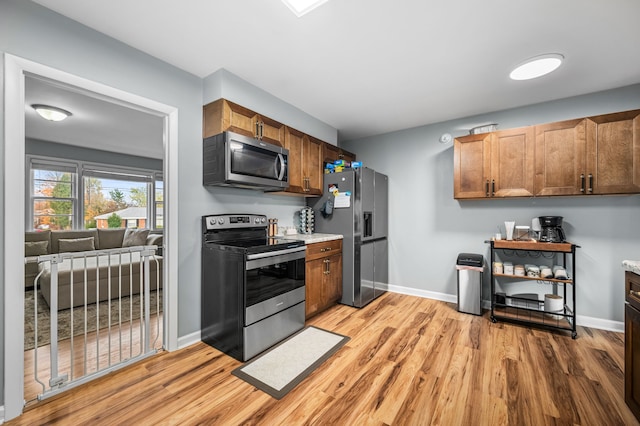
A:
203;131;289;191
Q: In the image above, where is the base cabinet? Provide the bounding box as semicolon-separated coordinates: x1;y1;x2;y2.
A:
305;239;343;319
626;271;640;421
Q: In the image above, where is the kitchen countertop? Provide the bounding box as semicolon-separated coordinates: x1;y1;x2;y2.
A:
278;233;343;244
623;260;640;275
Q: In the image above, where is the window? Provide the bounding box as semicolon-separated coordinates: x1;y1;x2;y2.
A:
27;156;163;231
154;177;164;229
83;167;151;229
30;160;78;230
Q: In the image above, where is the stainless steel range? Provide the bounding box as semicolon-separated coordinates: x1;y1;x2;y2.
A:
201;214;306;361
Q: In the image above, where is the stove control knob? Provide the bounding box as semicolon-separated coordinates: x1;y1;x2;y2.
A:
209;218;216;226
218;218;225;225
261;217;266;223
254;217;260;224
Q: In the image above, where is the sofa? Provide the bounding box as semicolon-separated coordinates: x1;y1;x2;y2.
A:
25;228;163;310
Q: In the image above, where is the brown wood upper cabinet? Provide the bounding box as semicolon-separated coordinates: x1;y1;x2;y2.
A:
534;118;587;196
323;142;356;165
586;109;640;194
456;108;640;199
454;126;534;199
284;127;323;195
203;99;284;147
535;109;640;196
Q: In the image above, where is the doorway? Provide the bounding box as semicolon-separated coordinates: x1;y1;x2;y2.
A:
4;54;179;420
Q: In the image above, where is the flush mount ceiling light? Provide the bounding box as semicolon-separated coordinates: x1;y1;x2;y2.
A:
282;0;330;17
509;53;564;81
31;104;72;122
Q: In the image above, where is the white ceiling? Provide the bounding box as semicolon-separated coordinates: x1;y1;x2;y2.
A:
26;76;164;159
28;0;640;148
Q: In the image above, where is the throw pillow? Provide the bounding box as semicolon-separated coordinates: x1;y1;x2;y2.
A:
25;240;49;256
97;228;126;249
122;228;150;247
58;237;96;253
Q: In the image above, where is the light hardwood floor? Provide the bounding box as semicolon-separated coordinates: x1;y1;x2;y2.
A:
24;314;163;403
8;293;638;425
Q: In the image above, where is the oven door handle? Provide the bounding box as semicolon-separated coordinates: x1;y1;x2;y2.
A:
246;246;306;270
246;246;306;261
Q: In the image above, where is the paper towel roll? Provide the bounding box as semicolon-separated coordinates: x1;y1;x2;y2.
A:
544;294;564;320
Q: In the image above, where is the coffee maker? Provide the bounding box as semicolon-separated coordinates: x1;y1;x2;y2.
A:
538;216;566;243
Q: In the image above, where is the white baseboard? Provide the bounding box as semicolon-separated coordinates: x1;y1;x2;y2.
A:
575;315;624;333
383;284;624;333
385;283;458;304
177;330;201;350
1;404;5;424
172;285;625;351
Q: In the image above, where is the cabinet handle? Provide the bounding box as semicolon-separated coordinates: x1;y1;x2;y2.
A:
580;174;585;193
324;259;330;275
588;174;593;193
255;122;261;139
491;179;496;196
630;290;640;299
485;180;490;197
320;247;332;253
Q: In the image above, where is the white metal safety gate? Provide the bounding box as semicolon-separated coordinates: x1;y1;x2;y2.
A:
28;245;163;401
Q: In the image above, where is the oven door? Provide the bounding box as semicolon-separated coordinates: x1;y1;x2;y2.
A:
244;246;306;326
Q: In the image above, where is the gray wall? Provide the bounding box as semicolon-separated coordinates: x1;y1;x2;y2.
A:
203;69;338;144
342;84;640;326
26;138;164;171
1;0;336;408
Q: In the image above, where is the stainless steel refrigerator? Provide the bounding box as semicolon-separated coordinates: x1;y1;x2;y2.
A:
308;167;388;308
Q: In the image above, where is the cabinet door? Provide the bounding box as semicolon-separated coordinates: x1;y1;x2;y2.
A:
340;149;356;163
491;127;535;197
322;143;357;167
323;142;340;165
587;109;640;194
626;303;640;421
453;133;492;199
203;99;258;139
257;115;284;147
534;119;587;196
324;253;343;306
305;258;324;319
284;127;305;193
304;136;324;195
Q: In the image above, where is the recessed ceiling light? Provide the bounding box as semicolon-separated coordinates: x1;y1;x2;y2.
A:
509;54;564;81
31;104;72;122
282;0;330;17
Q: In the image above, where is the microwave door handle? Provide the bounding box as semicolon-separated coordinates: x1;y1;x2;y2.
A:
276;153;286;181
